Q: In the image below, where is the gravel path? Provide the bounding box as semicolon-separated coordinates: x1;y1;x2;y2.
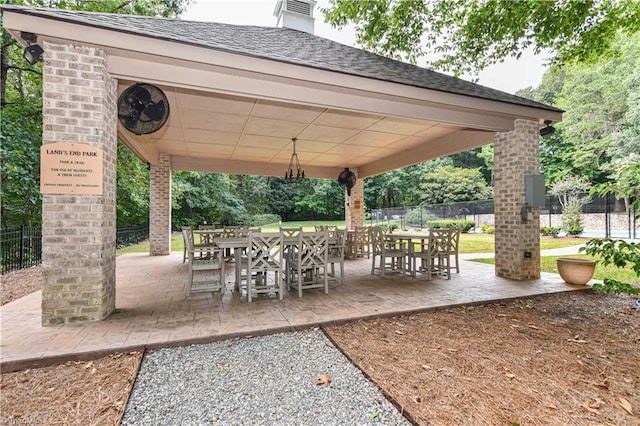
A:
122;329;410;426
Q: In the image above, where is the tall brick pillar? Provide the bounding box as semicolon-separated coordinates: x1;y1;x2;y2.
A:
41;42;117;325
494;119;541;280
149;153;171;255
345;172;364;229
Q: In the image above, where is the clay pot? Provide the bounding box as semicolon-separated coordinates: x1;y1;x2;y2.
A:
556;258;596;285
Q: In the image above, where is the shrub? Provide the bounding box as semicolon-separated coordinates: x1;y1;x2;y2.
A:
540;226;560;237
427;220;475;233
405;208;438;228
480;224;495;234
379;223;399;232
581;239;640;295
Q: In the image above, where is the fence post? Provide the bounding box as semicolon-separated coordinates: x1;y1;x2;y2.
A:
19;225;25;270
605;194;611;238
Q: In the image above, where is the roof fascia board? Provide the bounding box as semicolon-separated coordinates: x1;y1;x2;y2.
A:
359;130;494;178
4;11;561;125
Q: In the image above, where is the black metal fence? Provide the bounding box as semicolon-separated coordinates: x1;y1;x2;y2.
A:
371;194;638;239
1;224;149;274
1;225;42;274
116;224;149;248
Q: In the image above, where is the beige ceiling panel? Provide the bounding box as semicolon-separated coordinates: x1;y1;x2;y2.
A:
149;125;183;141
294;139;337;153
387;136;427;150
253;99;324;123
244;117;308;138
239;134;290;149
187;142;235;156
298;125;360;143
184;129;240;145
177;91;255;115
326;144;377;156
344;131;405;147
360;147;403;159
368;117;436;135
314;110;382;129
232;146;279;159
181;109;248;132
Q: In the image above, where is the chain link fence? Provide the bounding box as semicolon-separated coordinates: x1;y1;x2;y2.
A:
370;194;638;239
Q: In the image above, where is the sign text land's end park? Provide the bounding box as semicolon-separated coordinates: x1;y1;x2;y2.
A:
40;142;104;195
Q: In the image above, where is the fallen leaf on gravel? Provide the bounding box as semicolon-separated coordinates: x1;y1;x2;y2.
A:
336;358;346;364
618;397;633;415
545;403;558;410
527;324;539;330
316;374;331;386
497;314;507;317
83;362;94;369
395;330;404;335
506;373;516;379
582;404;599;414
510;324;520;329
567;339;588;344
421;364;431;370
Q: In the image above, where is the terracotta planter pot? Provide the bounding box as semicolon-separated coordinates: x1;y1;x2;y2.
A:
556;258;595;285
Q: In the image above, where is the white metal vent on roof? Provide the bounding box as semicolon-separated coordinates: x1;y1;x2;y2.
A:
274;0;317;34
287;0;311;16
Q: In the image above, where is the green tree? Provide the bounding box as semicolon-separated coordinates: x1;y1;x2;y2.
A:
171;172;244;227
293;178;344;220
419;165;491;204
322;0;640;77
1;0;192;227
116;144;149;226
516;32;640;187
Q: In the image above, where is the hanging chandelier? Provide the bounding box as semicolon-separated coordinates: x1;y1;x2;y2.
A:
284;137;305;180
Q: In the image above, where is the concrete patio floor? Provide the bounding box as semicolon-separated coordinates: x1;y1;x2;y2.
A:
0;251;588;372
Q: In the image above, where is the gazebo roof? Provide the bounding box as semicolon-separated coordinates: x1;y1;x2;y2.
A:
2;5;562;178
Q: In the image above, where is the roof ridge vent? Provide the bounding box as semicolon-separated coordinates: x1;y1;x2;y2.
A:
274;0;317;34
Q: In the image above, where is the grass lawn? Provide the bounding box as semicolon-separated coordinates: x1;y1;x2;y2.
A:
473;254;638;283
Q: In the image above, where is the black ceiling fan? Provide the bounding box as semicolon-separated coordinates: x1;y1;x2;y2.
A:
117;83;170;135
337;168;357;196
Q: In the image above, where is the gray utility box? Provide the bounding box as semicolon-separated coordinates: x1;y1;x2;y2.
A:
525;174;546;207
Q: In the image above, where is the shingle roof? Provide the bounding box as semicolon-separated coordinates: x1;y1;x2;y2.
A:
2;5;562;113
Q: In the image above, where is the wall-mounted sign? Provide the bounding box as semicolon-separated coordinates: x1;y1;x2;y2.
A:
40;142;103;195
354;200;362;211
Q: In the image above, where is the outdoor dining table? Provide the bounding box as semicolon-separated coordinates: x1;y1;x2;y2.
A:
210;233;338;289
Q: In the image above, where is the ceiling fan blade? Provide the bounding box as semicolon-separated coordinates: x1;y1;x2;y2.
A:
143;101;166;121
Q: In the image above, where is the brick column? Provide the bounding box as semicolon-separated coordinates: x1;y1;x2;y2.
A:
345;172;364;229
41;42;117;325
149;153;171;255
494;119;541;280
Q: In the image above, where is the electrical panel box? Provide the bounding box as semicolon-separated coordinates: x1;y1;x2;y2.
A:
525;174;546;207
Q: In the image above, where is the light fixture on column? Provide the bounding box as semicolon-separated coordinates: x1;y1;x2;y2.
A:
21;31;44;65
284;137;305;180
539;120;555;136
